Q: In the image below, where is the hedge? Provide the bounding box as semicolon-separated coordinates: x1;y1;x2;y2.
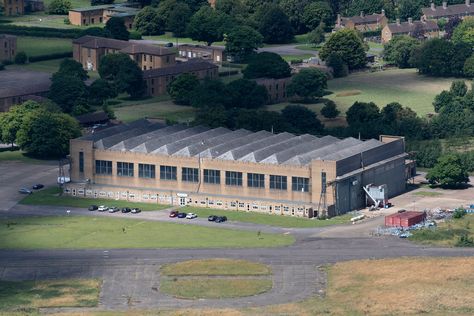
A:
28;51;73;62
0;24;83;38
219;70;240;77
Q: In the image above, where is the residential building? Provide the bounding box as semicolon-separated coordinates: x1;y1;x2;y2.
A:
3;0;25;16
178;44;226;64
25;0;44;12
335;10;388;32
66;121;410;217
72;36;175;71
422;1;474;21
254;77;291;104
0;34;16;62
68;4;138;29
143;59;219;96
381;18;439;43
0;69;51;112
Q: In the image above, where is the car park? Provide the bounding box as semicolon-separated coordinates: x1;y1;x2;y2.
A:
177;212;187;218
131;208;141;214
208;215;218;221
169;210;179;218
215;216;227;223
121;207;131;213
186;213;197;219
32;184;44;190
19;188;32;194
108;206;119;213
98;205;108;212
88;205;98;211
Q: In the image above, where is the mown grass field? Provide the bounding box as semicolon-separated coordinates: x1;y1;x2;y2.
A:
0;279;99;313
0;216;294;249
160;259;272;299
20;187;169;211
410;214;474;247
0;150;53;164
326;68;459;117
182;206;352;228
7;58;63;73
16;36;71;57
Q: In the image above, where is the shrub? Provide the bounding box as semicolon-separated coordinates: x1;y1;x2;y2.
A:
0;24;82;38
453;208;467;219
48;0;71;15
129;30;142;40
14;52;27;64
64;18;71;25
456;234;474;247
28;52;72;62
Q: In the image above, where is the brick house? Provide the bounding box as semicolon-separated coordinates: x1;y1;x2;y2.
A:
422;0;474;21
72;36;175;71
335;10;388;32
143;59;219;97
381;18;439;43
253;77;292;104
68;5;138;29
3;0;25;15
178;44;226;64
0;34;16;62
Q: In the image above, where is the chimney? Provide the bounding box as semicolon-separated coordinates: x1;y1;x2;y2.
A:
337;14;341;26
408;17;413;24
360;11;364;18
467;0;471;6
443;1;447;9
396;18;400;25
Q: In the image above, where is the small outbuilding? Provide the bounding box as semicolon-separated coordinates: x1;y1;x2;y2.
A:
385;211;426;228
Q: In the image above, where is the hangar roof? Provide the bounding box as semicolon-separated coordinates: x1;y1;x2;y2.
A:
80;121;405;167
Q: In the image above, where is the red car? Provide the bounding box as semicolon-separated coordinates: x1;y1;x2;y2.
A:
169;210;179;218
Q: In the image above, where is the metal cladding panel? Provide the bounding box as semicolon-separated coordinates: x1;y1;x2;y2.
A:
95;124;160;149
110;125;187;151
361;157;406;198
362;139;404;166
81;119;151;141
336;155;362;176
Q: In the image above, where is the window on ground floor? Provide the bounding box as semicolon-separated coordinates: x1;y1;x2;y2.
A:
182;167;199;182
204;169;220;184
247;173;264;188
160;165;177;180
270;175;287;190
139;163;155;178
117;162;134;177
95;160;112;175
225;171;242;186
292;177;309;192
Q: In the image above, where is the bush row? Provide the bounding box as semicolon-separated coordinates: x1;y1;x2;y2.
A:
218;70;240;77
0;24;83;38
29;52;73;62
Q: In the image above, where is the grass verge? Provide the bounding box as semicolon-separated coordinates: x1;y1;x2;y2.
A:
160;278;272;299
7;58;63;73
161;259;271;276
0;279;100;313
16;36;72;57
0;216;294;249
182;206;353;228
0;150;54;164
412;191;443;197
20;187;169;211
281;54;314;62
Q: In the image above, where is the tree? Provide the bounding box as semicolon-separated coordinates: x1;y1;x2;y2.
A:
105;17;130;41
281;105;324;134
99;53;146;98
91;0;113;5
257;5;293;44
242;52;291;79
14;52;27;64
380;102;424;138
80;27;111;38
167;73;199;105
426;154;469;188
88;79;117;106
320;29;366;70
302;1;333;30
156;0;179;27
16;109;81;158
56;59;88;81
445;16;462;39
187;6;229;45
48;0;71;14
227;79;268;109
225;26;263;61
398;0;422;21
383;35;419;68
286;68;327;101
321;100;340;119
190;79;232;108
433;90;454;113
326;53;348;78
168;2;192;37
410;39;460;77
48;75;88;113
464;54;474;77
194;105;228;127
452;17;474;46
307;22;325;46
279;0;312;34
345;101;382;138
451;80;468;97
0;101;43;146
134;6;165;35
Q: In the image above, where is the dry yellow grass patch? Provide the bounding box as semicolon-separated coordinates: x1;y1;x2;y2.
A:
335;90;362;97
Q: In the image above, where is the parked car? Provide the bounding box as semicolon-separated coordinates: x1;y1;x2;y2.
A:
169;210;179;218
108;206;119;213
19;188;32;194
177;212;187;218
98;205;108;212
186;213;197;219
121;207;131;213
208;215;217;221
32;184;44;190
165;42;173;47
88;205;98;211
131;208;141;214
215;216;227;223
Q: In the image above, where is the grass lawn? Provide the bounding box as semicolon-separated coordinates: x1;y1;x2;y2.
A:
182;206;352;228
20;187;169;211
160;259;272;299
327;68;460;117
412;191;444;197
7;58;63;73
1;13;82;29
410;214;474;247
0;279;99;312
16;36;72;57
143;33;225;46
161;259;271;276
281;54;314;62
0;216;294;249
0;150;54;164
